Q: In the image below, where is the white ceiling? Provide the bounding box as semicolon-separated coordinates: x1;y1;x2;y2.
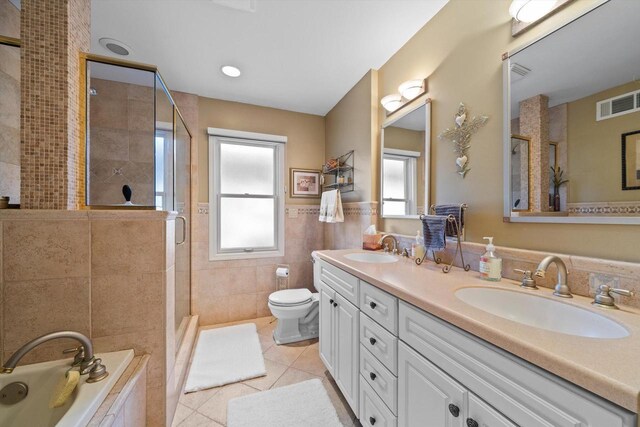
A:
90;0;448;115
510;0;640;117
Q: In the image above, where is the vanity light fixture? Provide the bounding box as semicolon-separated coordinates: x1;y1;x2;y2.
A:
381;94;403;112
509;0;558;23
398;79;424;100
221;65;241;78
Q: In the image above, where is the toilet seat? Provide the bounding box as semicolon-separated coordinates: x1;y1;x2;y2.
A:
268;288;312;307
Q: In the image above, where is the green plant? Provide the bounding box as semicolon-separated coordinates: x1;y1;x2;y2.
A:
551;166;569;192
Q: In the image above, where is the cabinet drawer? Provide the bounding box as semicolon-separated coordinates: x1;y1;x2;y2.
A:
399;301;636;427
359;281;398;334
360;345;397;415
360;313;398;375
320;260;359;305
360;377;397;427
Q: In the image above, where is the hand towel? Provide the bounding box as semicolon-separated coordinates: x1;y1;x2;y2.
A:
421;215;447;252
433;204;464;237
319;190;344;223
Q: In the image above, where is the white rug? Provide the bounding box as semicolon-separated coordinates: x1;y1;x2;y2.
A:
227;379;342;427
184;323;266;393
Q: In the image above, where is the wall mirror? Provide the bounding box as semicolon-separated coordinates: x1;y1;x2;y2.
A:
503;0;640;224
381;97;430;218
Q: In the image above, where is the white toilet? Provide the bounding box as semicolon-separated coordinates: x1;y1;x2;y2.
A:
268;252;321;344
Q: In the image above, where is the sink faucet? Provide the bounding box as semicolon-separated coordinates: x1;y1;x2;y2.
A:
534;255;572;298
378;234;398;253
1;331;108;383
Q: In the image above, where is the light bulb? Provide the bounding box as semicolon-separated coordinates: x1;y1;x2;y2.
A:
381;94;402;112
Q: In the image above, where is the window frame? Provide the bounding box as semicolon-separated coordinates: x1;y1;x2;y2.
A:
208;128;286;261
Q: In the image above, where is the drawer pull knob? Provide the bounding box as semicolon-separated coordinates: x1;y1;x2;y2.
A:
369;337;377;345
369;301;377;309
369;416;376;425
369;372;377;381
333;302;337;307
448;404;460;417
329;299;334;304
466;418;479;427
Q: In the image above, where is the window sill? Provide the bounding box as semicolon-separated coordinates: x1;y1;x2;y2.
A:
208;249;284;262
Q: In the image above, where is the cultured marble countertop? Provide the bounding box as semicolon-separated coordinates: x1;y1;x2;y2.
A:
316;249;640;413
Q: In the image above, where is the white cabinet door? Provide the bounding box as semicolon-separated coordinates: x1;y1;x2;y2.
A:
334;292;360;418
398;342;466;427
467;393;517;427
319;283;336;375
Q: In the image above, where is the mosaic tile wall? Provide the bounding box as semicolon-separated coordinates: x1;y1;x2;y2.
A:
20;0;90;209
519;94;550;212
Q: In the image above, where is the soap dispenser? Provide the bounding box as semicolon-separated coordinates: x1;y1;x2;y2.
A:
479;237;502;281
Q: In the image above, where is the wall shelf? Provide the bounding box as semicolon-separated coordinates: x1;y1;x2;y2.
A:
322;150;354;193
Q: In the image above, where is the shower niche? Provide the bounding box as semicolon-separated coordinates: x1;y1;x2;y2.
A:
83;56;189;212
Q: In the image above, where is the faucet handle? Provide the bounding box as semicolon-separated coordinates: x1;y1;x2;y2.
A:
63;346;83;354
63;346;85;366
514;269;537;290
609;287;635;298
592;285;635;309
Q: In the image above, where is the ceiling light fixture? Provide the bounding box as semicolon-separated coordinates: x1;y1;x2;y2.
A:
398;79;425;100
221;65;241;78
509;0;558;23
381;94;403;113
98;37;131;56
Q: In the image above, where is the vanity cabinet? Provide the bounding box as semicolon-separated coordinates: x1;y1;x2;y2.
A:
319;261;360;417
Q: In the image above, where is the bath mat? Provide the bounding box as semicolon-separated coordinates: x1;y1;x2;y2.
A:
227;379;342;427
184;323;266;393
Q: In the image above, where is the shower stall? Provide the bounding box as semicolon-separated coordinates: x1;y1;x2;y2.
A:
82;55;192;349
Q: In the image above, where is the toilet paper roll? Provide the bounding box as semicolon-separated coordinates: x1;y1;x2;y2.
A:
276;267;289;277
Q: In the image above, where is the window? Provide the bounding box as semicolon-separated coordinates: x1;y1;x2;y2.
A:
208;128;286;260
382;150;418;217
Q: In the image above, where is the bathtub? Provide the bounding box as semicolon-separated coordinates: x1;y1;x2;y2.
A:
0;349;134;427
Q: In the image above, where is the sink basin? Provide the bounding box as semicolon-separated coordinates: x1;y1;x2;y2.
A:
455;287;629;339
344;252;399;264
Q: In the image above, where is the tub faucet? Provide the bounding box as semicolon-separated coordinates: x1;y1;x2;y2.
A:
535;255;572;298
1;331;108;383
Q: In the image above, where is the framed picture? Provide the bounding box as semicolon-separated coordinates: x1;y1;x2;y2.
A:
290;168;321;198
622;130;640;190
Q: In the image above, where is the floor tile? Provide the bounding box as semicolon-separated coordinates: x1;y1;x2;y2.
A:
243;359;288;391
179;412;223;427
196;383;258;424
291;342;327;377
171;403;194;426
271;367;322;388
257;331;275;353
257;320;277;337
263;342;307;366
179;386;223;411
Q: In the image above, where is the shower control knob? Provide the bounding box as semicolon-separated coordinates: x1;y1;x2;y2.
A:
369;416;376;425
369;301;377;309
369;337;377;345
369;372;376;381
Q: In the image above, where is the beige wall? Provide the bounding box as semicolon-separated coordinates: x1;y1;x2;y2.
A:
0;1;20;204
197;97;325;205
377;0;639;263
325;70;379;203
568;81;640;203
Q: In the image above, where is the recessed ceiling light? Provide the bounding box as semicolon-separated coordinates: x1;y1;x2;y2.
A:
221;65;241;78
99;37;132;56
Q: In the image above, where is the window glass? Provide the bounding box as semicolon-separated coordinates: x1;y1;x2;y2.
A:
220;142;274;195
383;158;406;199
220;198;275;249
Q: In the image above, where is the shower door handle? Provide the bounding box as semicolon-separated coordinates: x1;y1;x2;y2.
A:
176;216;187;245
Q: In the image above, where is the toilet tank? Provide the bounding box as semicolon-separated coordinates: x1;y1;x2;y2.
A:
311;251;321;292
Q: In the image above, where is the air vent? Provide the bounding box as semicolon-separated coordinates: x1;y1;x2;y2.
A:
597;89;640;121
510;63;531;84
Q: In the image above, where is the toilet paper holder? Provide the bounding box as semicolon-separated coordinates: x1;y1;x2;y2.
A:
276;264;289;291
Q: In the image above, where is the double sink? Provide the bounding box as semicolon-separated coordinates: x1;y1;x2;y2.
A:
344;251;629;340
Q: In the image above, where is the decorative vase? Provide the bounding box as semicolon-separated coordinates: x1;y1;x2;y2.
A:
553;190;561;212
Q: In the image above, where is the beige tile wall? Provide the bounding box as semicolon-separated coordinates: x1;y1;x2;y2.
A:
0;210;176;426
192;203;325;325
324;201;379;250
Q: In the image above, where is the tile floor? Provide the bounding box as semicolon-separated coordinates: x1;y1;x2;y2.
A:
171;316;360;427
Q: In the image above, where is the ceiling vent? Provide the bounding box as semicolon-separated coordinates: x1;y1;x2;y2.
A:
510;62;531;83
596;89;640;121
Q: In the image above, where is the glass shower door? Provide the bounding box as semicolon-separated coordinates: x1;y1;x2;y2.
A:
174;113;191;348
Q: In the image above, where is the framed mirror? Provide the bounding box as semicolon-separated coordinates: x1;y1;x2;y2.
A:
503;0;640;224
381;97;430;218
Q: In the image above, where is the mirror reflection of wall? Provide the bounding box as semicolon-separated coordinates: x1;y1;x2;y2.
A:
381;102;428;218
506;0;640;218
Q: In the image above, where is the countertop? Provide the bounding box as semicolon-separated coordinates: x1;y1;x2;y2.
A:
316;249;640;413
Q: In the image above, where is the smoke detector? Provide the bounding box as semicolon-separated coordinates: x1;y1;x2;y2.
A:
99;38;132;56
